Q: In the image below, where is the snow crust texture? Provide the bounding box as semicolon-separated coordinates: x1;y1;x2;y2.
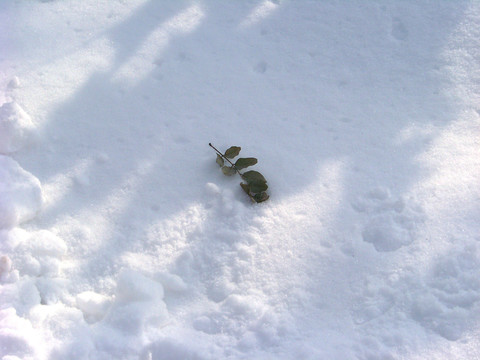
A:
0;101;36;154
0;156;42;229
353;188;424;252
1;0;480;359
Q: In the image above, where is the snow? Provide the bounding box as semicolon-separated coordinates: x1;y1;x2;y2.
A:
0;101;36;154
1;0;480;359
0;156;42;229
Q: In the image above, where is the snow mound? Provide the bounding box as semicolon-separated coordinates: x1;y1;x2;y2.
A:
7;76;21;90
76;291;112;324
0;308;41;360
115;269;165;303
15;230;67;277
0;156;43;229
156;272;188;293
0;228;29;253
0;255;19;283
102;270;168;332
0;101;36;154
28;303;93;358
92;270;170;357
0;228;67;306
21;230;67;257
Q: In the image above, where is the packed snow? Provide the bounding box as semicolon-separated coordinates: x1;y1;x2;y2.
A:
1;0;480;359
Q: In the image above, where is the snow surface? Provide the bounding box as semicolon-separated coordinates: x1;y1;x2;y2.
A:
1;0;480;359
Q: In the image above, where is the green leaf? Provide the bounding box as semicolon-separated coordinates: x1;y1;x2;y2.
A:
221;166;236;176
242;170;267;184
253;192;269;203
235;157;258;170
224;146;241;159
216;154;224;167
249;181;268;193
240;182;251;195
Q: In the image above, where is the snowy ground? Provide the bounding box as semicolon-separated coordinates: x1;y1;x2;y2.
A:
1;0;480;359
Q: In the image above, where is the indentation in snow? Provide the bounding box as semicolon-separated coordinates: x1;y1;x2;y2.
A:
391;17;409;41
410;245;480;340
353;188;424;252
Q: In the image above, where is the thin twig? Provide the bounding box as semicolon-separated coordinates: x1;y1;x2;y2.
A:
209;143;268;203
209;143;243;176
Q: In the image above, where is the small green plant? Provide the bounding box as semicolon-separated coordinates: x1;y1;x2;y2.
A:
209;143;269;203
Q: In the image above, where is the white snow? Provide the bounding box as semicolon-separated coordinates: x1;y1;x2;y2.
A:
76;291;112;324
0;101;36;154
1;0;480;359
0;156;42;229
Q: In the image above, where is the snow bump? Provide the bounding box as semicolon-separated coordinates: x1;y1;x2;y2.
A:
0;102;36;154
76;291;112;323
99;270;169;336
0;156;43;229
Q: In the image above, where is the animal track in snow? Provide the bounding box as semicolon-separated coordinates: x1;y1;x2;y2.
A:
351;276;396;324
253;61;268;74
391;17;408;41
193;293;282;348
352;188;424;252
410;245;480;341
350;244;480;342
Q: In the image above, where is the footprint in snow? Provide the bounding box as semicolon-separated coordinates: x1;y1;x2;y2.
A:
411;244;480;341
351;244;480;341
391;17;408;41
253;61;268;74
350;273;397;324
352;187;424;252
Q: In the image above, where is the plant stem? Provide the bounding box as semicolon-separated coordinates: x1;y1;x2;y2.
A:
209;143;243;176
